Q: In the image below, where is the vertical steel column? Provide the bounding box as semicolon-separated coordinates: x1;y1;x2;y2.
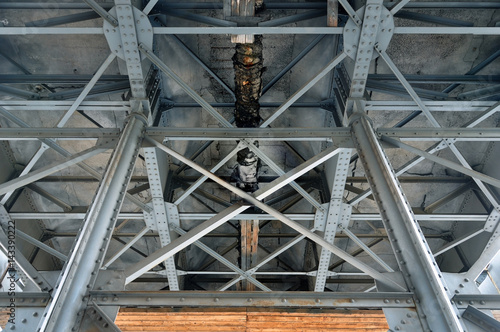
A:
38;112;147;332
350;113;464;332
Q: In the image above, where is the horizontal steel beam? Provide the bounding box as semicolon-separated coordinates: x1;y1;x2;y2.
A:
1;2;499;10
0;27;499;35
7;213;488;222
0;74;128;84
90;291;416;308
368;74;500;84
1;127;498;141
0;291;419;308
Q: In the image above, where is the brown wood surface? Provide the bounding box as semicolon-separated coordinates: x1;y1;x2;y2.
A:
115;308;389;332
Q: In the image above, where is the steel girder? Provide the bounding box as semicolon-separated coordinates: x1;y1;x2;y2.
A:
0;1;499;332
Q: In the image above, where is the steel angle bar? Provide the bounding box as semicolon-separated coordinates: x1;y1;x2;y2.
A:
103;227;150;269
338;225;393;272
38;113;147;332
164;9;236;27
142;139;405;291
444;49;500;94
90;290;415;308
260;52;347;128
244;140;323;211
0;144;110;196
138;43;232;128
424;182;472;213
143;0;159;15
465;231;500;281
125;202;248;284
462;305;500;331
125;137;343;283
388;0;411;14
82;0;118;26
224;232;311;291
0;208;52;292
394;27;500;35
174;143;244;205
16;229;67;261
172;225;271;291
25;11;100;27
26;184;73;212
1;26;500;35
395;2;500;9
0;128;120;140
350;114;464;332
168;35;235;99
433;228;484;257
376;48;500;209
395;11;473;27
0;106;152;213
381;136;500;189
464;102;500;128
0;84;40;99
262;34;326;95
57;53;117;127
258;9;326;27
377;128;500;141
151;127;351;141
90;302;123;332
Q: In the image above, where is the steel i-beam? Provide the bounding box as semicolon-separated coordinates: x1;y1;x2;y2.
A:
38;112;147;332
350;113;464;332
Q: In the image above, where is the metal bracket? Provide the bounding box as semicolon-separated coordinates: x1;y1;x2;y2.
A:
484;209;500;232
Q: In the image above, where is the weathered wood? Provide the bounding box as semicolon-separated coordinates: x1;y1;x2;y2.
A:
115;308;389;331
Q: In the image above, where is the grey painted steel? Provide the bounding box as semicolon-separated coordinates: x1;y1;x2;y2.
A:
0;127;463;142
462;305;500;331
260;52;347;127
244;140;323;211
465;228;500;281
103;227;150;268
16;229;68;261
262;34;326;95
38;113;147;332
89;302;124;332
388;0;411;14
132;137;405;291
339;225;393;272
315;149;352;291
258;9;326;27
377;48;500;210
350;114;464;332
0;84;40;99
139;43;232;128
174;143;244;205
25;11;100;27
454;295;500;310
0;106;152;213
2;2;485;10
27;184;73;212
0;207;52;292
395;10;473;27
143;147;179;290
165;9;236;27
168;35;235;99
172;225;271;291
444;49;500;93
1;26;500;35
82;0;118;26
382;136;500;189
0;144;109;196
125;138;343;283
433;228;484;257
91;291;415;308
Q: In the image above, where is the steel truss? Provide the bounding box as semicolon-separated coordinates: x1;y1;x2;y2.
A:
0;1;499;332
